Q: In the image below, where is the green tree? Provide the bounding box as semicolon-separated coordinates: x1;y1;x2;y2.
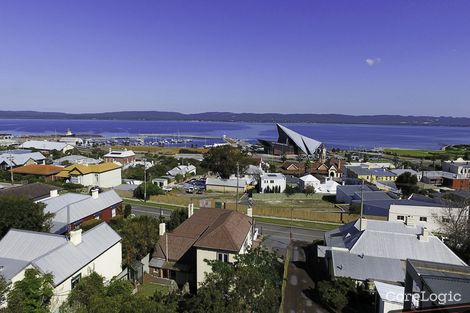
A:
190;247;282;313
284;185;298;196
304;185;316;197
395;172;419;197
6;268;54;313
0;275;8;305
123;204;132;218
316;277;356;311
201;146;251;179
133;183;164;200
110;216;160;265
0;196;54;238
167;208;188;231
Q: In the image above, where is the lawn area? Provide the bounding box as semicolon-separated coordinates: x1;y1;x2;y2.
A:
255;216;339;231
137;282;170;297
384;146;469;159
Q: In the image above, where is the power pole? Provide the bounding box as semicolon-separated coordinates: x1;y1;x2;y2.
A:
144;158;147;202
236;161;239;212
360;179;364;229
8;153;14;185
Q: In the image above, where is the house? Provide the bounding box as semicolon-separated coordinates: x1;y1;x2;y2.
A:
374;281;405;313
205;177;247;193
316;178;340;194
39;189;123;234
55;163;122;188
299;174;320;190
53;155;101;166
345;166;397;183
403;259;470;311
285;175;301;189
103;149;136;165
0;133;16;146
149;207;253;290
335;184;379;204
260;173;286;193
258;124;326;158
280;161;305;175
0;151;46;169
0;183;61;202
390;169;422;182
442;158;470;178
318;219;466;285
167;164;196;177
19;140;75;153
152;177;169;188
422;170;470;190
0;223;122;312
11;164;64;181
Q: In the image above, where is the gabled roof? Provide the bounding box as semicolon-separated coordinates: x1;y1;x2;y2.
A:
0;223;121;286
40;190;122;233
277;124;322;155
206;177;247;188
0;152;45;166
300;174;320;183
325;220;466;266
53;155;101;165
104;150;135;158
0;183;61;201
11;164;63;176
153;208;252;263
56;162;121;178
19;140;71;151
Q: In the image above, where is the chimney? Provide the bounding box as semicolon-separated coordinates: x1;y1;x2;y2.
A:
247;207;253;217
159;222;166;236
359;217;367;231
91;188;99;199
69;229;82;246
109;147;112;153
188;203;194;218
419;227;429;242
50;189;58;198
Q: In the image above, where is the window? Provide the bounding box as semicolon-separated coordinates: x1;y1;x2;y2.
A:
419;216;427;222
71;273;81;289
442;217;451;223
112;208;116;217
217;252;229;263
397;215;405;221
270;180;274;183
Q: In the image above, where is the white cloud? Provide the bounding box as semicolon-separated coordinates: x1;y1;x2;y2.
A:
365;57;381;66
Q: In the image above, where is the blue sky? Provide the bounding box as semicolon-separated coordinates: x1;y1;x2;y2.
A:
0;0;469;116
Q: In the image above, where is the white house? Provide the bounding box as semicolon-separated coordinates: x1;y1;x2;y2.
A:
316;178;340;194
260;173;286;193
19;140;75;153
55;163;122;188
388;203;466;233
299;174;320;190
0;223;122;312
167;164;196;177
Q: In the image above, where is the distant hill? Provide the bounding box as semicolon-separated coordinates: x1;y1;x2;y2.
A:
1;110;470;127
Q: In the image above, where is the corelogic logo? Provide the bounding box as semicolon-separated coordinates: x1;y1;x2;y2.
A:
387;291;470;313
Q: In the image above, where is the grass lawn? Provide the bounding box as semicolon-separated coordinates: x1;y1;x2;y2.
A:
137;282;170;297
255;216;339;231
384;146;469;159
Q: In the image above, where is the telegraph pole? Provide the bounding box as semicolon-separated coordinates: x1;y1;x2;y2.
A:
236;162;239;212
360;179;364;229
143;158;147;202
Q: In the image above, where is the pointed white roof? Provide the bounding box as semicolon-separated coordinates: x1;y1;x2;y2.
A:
277;124;322;155
300;174;320;182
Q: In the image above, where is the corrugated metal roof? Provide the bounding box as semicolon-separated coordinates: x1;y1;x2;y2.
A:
0;152;45;166
0;229;66;261
104;150;135;158
41;190;122;233
32;223;121;286
325;219;466;267
53;155;101;165
206;177;247;188
332;250;406;282
56;162;121;178
19;140;71;151
375;281;404;304
0;257;30;281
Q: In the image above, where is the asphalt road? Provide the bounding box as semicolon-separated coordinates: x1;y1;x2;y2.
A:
131;205;326;254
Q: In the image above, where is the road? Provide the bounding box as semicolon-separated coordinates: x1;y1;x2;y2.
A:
131;205;326;254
